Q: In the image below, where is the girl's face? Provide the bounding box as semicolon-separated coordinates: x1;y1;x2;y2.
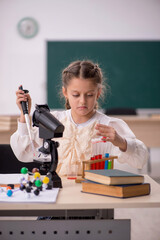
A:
62;77;101;123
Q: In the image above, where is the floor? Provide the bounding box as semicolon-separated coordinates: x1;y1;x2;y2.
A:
114;148;160;240
115;208;160;240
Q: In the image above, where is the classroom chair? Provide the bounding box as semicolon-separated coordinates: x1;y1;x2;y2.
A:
0;144;44;174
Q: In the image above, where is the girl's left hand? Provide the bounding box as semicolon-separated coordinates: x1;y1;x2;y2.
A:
95;123;127;152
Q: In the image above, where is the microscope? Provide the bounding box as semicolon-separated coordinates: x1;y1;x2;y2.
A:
32;104;64;189
19;86;64;189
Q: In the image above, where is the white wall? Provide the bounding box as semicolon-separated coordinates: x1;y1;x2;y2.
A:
0;0;160;114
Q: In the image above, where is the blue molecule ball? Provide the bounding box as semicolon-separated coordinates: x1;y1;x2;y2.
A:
7;189;13;197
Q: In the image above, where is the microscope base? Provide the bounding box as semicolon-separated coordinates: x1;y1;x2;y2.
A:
47;171;62;189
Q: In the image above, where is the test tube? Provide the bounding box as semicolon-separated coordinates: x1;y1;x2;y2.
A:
94;138;100;169
98;139;102;159
91;139;96;170
98;140;105;169
107;141;113;169
101;137;108;169
104;153;109;169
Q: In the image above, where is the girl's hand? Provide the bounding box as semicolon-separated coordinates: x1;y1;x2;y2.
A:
16;86;32;123
95;123;127;152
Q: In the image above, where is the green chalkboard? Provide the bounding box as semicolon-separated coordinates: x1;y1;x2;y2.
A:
47;41;160;109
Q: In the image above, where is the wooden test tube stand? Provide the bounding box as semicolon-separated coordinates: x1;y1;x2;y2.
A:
76;155;118;183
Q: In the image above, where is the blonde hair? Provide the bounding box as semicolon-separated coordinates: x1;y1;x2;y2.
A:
62;60;106;109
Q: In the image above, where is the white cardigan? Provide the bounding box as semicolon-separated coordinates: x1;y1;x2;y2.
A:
10;110;149;175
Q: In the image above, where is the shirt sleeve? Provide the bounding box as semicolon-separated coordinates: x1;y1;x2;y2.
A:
109;117;149;169
10;118;43;163
10;111;66;163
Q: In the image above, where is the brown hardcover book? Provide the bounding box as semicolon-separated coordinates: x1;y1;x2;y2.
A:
84;169;144;185
82;180;150;198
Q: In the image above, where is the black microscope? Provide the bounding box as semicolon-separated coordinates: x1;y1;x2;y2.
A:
19;86;64;189
32;104;64;189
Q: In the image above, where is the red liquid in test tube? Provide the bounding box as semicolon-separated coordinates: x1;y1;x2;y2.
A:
91;139;95;170
99;140;105;169
95;138;100;169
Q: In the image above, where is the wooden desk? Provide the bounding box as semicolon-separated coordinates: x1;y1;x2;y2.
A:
0;175;160;240
113;115;160;148
0;175;160;216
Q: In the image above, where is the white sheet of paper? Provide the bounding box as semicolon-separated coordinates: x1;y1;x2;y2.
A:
0;187;59;203
0;174;59;203
0;173;27;184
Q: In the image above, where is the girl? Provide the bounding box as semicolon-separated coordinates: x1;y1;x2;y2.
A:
10;60;148;175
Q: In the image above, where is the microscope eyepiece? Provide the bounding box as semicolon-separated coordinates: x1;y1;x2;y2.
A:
32;104;64;139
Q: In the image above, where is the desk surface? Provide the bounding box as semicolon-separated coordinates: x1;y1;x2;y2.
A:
0;175;160;215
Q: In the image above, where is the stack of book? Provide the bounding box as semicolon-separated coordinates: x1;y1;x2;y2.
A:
82;169;150;198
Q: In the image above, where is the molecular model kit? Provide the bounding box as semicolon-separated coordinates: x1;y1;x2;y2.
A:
0;167;50;199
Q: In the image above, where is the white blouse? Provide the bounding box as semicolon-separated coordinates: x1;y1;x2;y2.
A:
10;110;149;176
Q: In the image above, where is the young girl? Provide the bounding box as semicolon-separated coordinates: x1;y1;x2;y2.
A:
10;60;148;175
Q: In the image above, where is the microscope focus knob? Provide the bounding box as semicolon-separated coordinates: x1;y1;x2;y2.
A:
44;141;49;149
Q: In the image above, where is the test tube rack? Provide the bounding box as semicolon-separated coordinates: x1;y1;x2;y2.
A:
75;155;118;183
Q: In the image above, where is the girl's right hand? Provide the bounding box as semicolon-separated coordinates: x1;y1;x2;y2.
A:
16;86;32;122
